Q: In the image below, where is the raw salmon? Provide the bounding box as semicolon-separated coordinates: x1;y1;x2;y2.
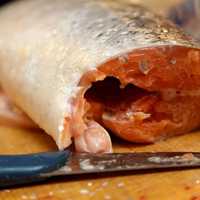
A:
0;0;200;152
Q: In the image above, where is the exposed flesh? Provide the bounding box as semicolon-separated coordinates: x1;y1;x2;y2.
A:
71;46;200;153
83;76;200;144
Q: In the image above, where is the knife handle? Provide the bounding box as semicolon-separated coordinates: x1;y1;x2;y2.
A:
0;150;70;188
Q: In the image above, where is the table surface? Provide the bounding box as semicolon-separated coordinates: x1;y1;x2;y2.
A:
0;126;200;200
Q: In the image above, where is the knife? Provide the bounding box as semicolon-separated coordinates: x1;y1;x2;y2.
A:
1;151;200;187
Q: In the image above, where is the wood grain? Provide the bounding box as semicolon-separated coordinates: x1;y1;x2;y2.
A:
0;126;200;200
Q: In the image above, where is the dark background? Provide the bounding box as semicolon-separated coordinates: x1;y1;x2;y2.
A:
0;0;13;6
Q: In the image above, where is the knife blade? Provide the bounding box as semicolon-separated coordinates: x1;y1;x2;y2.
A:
1;151;200;187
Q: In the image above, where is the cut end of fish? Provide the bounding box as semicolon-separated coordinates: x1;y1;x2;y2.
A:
65;45;200;152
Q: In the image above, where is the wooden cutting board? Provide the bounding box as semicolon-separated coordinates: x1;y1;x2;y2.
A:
0;126;200;200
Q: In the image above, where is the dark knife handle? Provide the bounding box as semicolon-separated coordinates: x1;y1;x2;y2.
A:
0;150;70;188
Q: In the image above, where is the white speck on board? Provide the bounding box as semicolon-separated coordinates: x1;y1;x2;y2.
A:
117;182;125;188
80;188;90;195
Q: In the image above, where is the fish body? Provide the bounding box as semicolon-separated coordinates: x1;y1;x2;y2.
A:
0;0;200;152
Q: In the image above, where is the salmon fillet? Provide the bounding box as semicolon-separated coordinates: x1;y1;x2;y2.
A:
81;46;200;144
